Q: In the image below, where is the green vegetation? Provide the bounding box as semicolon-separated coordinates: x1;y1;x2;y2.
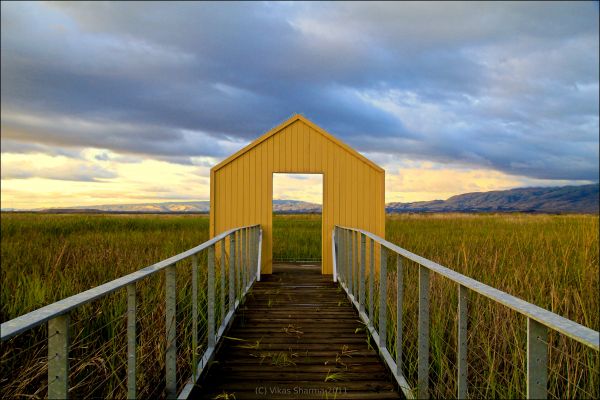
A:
381;213;599;398
272;214;321;261
1;213;598;398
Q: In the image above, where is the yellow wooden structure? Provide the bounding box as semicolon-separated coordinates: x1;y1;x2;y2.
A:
209;114;385;274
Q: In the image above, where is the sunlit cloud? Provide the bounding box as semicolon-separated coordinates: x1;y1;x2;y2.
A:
1;2;598;208
273;174;323;205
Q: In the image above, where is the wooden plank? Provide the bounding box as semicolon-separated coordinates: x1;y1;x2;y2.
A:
190;263;402;399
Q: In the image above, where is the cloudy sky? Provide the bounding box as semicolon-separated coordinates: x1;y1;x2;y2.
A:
1;1;598;208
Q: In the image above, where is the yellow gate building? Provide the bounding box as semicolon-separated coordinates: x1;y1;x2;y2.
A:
209;114;385;275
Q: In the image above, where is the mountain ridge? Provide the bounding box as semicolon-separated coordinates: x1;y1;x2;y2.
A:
3;184;598;214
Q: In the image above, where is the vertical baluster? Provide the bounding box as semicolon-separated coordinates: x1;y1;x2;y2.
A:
359;233;366;313
353;231;358;300
348;230;352;288
237;231;242;298
48;314;69;399
457;284;468;399
220;241;226;330
396;257;403;377
248;228;254;287
208;246;215;348
369;239;375;326
229;234;235;312
339;228;345;285
191;255;198;381
243;228;248;291
527;318;548;399
251;227;255;282
418;266;430;399
127;284;136;399
347;230;353;296
379;246;387;348
244;229;250;290
245;228;249;289
240;229;245;292
165;264;177;399
257;228;263;282
333;227;339;283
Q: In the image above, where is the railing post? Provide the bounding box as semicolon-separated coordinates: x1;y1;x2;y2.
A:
243;228;246;289
348;230;353;296
457;284;468;399
208;245;215;348
339;228;345;285
418;265;430;399
48;314;69;400
359;233;366;313
257;227;263;282
250;227;256;282
127;284;137;399
236;231;242;298
527;318;548;399
379;246;387;348
220;241;226;329
396;257;403;377
191;255;198;382
165;264;177;399
369;239;375;326
229;234;235;311
353;231;358;300
332;227;338;283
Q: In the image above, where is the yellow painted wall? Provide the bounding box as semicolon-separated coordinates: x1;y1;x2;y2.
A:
210;115;385;275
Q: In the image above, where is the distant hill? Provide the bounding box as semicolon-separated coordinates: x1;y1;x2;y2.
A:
30;200;322;214
273;200;322;213
38;201;211;213
6;183;597;214
386;184;599;214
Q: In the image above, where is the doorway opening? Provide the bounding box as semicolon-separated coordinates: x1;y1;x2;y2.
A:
272;173;323;263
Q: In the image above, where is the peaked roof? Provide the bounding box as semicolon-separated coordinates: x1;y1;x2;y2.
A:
212;114;384;173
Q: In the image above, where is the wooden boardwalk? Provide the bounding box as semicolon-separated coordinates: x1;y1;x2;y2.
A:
192;263;401;399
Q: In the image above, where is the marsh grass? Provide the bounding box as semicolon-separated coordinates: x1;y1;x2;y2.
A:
1;212;598;398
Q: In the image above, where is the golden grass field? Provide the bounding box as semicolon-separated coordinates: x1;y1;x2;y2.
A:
1;213;598;398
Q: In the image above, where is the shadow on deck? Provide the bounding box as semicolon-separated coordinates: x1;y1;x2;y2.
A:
191;263;401;399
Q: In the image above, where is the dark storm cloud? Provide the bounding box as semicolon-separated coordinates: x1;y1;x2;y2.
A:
1;1;598;180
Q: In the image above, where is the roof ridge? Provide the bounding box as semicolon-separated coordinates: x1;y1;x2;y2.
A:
211;114;384;173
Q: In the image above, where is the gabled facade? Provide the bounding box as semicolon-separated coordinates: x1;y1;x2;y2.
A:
210;114;385;274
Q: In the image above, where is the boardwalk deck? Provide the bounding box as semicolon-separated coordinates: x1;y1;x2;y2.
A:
192;263;401;399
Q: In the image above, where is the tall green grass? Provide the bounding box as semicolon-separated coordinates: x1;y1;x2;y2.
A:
272;214;321;261
1;213;213;398
381;213;599;398
1;213;598;398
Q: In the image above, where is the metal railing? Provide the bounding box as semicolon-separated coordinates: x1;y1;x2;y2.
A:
1;224;262;399
332;225;599;399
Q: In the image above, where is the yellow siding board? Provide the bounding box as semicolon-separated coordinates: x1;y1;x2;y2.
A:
301;122;310;172
291;122;298;171
210;115;384;276
249;150;256;224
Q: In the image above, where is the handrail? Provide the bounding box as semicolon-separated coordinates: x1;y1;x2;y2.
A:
1;225;259;340
1;224;262;400
337;225;599;350
334;225;599;400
